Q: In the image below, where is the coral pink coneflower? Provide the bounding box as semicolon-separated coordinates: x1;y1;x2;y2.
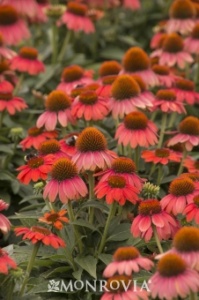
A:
103;246;154;277
14;226;65;248
185;23;199;54
98;60;122;79
149;253;199;300
3;0;38;18
57;65;93;94
166;0;196;34
141;148;181;165
153;89;186;114
33;0;49;23
152;64;176;88
59;1;95;34
131;74;155;107
0;33;16;60
183;195;199;225
122;47;159;87
72;127;117;172
0;81;27;115
115;111;158;149
0;248;17;275
43;157;88;203
37;90;75;131
10;47;45;75
0;5;30;46
168;116;199;151
96;74;117;98
184;157;199;173
160;176;199;215
59;133;78;158
172;77;199;105
0;199;11;234
72;90;110;121
39;209;69;230
0;59;17;85
101;275;149;300
38;139;69;159
20;127;58;150
17;154;53;185
95;174;139;206
151;33;193;69
123;0;141;10
131;199;179;242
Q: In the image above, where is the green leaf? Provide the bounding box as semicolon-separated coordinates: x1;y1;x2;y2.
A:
72;268;83;280
75;256;97;278
98;254;112;265
71;220;99;232
107;223;131;242
42;266;72;279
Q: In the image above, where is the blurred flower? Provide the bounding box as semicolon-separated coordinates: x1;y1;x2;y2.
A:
149;253;199;299
0;5;30;45
96;74;117;98
131;199;179;241
141;148;181;165
33;181;44;194
15;226;65;248
184;157;199;172
39;210;69;230
103;246;153;277
59;133;78;158
17;154;53;185
10;47;45;76
98;60;122;78
33;0;49;23
185;23;199;54
115;111;158;148
131;74;155;108
160;176;199;215
43;158;88;203
122;0;141;10
9;127;24;142
72;127;117;172
3;0;38;18
183;195;199;225
172;77;199;105
38;139;69;159
0;81;27;115
0;248;17;274
0;33;16;59
0;199;11;234
36;90;75;131
45;4;65;20
152;64;176;88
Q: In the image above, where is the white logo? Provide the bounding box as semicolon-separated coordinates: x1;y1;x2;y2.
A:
47;279;60;292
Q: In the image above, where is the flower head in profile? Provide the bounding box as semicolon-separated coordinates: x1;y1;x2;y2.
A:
0;248;17;275
149;253;199;300
15;226;65;248
0;81;27;115
72;127;117;172
39;210;69;230
0;199;11;234
103;246;154;277
168;116;199;151
172;77;199;105
183;196;199;225
98;60;122;79
184;23;199;54
141;148;181;165
122;47;159;87
0;33;16;60
38;139;69;159
43;157;88;203
131;199;179;242
4;0;38;18
0;5;30;45
184;157;199;173
10;47;45;75
59;1;95;34
37;90;75;131
115;111;158;149
160;176;199;215
152;64;176;88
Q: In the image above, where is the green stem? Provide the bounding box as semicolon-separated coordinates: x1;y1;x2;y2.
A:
19;243;40;297
98;203;117;254
58;30;72;63
14;74;24;95
149;164;156;177
177;148;187;176
157;113;167;148
134;146;140;169
168;112;176;129
0;111;4;128
152;224;163;254
51;22;58;64
151;111;157;122
156;164;163;186
67;201;83;253
88;171;95;224
189;291;197;300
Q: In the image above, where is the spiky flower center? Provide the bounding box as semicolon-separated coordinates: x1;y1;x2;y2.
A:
111;75;140;100
112;157;136;173
152;64;170;75
0;60;9;73
45;90;71;112
105;275;133;293
86;83;100;91
108;175;126;188
99;60;122;77
157;253;186;277
179;116;199;135
176;78;194;91
51;158;77;181
156;90;176;101
39;139;60;155
101;75;117;85
191;23;199;38
168;143;183;152
173;226;199;251
45;212;60;222
181;172;199;181
131;74;146;92
28;127;43;137
122;47;150;72
76;127;107;152
79;90;98;105
67;2;87;16
0;5;18;25
37;0;48;3
71;86;86;98
155;148;170;157
162;33;184;53
113;247;140;261
0;92;12;101
62;65;84;82
19;47;38;60
169;0;196;19
138;199;162;215
169;178;195;196
124;111;148;130
27;156;44;168
193;195;199;207
31;226;51;235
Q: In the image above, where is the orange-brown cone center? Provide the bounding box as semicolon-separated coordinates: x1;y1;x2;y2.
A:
131;74;147;92
113;246;140;261
169;0;196;19
0;92;12;101
112;157;136;173
31;226;51;235
176;78;194;91
108;175;126;188
157;253;186;277
62;65;84;83
162;33;184;53
111;75;140;100
156;90;176;101
193;194;199;207
51;158;77;181
101;75;117;85
28;127;43;137
76;127;107;152
138;199;162;215
0;60;10;73
169;177;195;195
19;47;38;60
122;47;150;72
45;90;71;112
0;5;18;25
27;156;44;168
39;139;60;155
79;90;98;105
173;226;199;251
67;2;88;16
152;64;170;75
191;23;199;38
155;148;170;158
99;60;122;77
179;116;199;135
124;111;148;130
